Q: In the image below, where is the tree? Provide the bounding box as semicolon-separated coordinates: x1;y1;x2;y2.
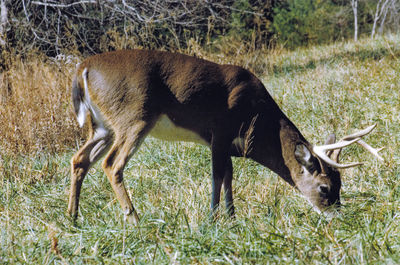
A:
382;0;400;34
0;0;8;47
272;0;351;48
273;0;317;48
351;0;358;41
371;0;391;38
13;0;265;56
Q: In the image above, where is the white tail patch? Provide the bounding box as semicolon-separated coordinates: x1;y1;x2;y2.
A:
77;68;108;132
76;68;89;127
77;102;88;127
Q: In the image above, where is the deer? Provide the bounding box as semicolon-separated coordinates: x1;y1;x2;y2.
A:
67;49;383;224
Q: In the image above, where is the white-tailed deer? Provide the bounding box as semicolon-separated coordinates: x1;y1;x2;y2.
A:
68;50;383;224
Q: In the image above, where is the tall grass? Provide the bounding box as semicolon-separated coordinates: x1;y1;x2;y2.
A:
0;52;81;157
1;35;400;264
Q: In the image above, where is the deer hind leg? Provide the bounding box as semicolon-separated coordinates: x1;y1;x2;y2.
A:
68;124;112;219
101;120;153;225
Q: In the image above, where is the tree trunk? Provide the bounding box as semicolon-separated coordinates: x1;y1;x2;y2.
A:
0;0;8;47
371;0;383;39
371;0;391;38
378;0;393;34
351;0;358;41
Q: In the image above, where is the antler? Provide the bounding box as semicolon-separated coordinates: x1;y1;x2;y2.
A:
313;124;384;169
334;124;384;161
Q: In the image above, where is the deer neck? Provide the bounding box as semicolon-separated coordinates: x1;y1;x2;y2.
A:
248;114;309;187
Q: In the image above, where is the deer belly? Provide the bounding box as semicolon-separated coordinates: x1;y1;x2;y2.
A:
149;115;209;145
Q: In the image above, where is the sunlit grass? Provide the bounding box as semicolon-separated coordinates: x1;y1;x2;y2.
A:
1;34;400;263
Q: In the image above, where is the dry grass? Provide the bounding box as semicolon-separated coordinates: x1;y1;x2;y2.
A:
0;52;82;157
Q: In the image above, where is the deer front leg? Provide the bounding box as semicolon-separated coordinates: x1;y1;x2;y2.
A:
223;158;235;217
210;134;232;219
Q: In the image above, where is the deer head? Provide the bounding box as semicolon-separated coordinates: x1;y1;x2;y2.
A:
279;121;383;215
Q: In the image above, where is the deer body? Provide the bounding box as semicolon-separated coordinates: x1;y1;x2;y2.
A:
68;50;382;223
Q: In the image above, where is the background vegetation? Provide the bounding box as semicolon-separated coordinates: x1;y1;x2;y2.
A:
0;0;400;264
1;0;400;58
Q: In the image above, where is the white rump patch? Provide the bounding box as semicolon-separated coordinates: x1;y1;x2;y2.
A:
150;115;209;146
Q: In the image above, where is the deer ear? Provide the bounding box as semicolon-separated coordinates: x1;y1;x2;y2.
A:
324;133;341;163
324;133;336;158
324;133;336;145
295;144;319;173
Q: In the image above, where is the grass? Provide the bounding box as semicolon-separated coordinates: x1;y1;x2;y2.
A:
1;34;400;264
0;52;80;156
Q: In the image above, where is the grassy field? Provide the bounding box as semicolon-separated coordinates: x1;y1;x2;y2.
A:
1;35;400;264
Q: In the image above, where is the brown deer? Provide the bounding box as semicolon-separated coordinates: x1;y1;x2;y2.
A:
67;50;383;224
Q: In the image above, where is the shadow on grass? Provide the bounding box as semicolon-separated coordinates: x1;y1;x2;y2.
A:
271;46;400;76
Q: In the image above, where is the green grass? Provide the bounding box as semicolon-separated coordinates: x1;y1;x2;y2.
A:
1;35;400;264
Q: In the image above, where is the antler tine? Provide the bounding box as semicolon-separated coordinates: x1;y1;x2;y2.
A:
314;138;360;152
339;124;376;141
355;139;384;161
313;138;364;168
338;124;384;161
313;149;363;168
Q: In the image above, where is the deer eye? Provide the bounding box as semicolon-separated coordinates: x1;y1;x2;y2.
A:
318;185;330;195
